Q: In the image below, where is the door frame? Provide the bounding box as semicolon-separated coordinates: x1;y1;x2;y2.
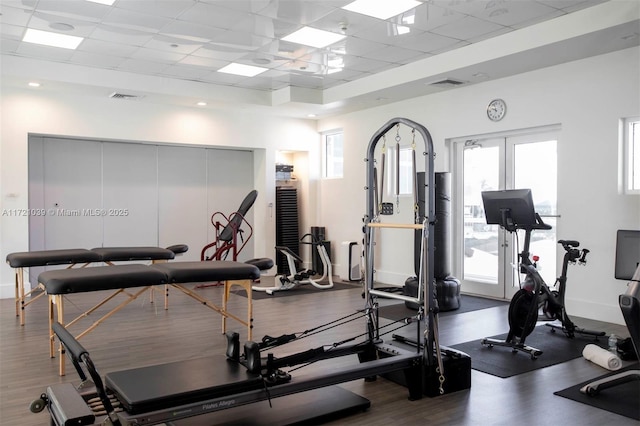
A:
450;125;560;300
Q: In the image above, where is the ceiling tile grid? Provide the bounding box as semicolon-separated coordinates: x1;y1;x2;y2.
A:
1;0;633;116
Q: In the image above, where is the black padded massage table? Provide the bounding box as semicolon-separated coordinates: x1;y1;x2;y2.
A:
6;245;187;325
40;260;261;375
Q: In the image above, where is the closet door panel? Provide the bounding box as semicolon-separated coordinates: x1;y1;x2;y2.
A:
42;138;103;250
158;146;208;261
206;149;255;261
102;143;158;247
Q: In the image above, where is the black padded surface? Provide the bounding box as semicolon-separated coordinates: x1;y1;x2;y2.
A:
105;356;263;414
6;249;101;268
153;261;260;283
166;244;189;254
245;258;274;271
39;264;167;294
91;247;175;261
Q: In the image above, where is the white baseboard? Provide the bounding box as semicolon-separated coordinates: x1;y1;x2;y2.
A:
567;297;625;326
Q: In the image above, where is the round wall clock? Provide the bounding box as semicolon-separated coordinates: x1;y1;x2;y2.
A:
487;99;507;121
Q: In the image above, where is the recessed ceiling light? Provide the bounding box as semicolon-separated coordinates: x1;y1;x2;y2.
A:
307;114;317;118
342;0;422;20
282;27;346;48
28;82;41;87
23;28;83;49
196;101;207;106
86;0;116;5
218;63;268;77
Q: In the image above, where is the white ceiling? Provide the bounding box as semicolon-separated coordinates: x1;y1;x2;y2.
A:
1;0;639;118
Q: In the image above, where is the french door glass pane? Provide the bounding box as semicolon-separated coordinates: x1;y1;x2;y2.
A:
463;146;500;283
513;140;557;286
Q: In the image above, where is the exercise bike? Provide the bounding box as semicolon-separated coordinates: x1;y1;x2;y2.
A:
480;189;604;359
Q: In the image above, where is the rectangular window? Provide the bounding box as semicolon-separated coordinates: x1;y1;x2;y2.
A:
324;131;343;178
624;117;640;193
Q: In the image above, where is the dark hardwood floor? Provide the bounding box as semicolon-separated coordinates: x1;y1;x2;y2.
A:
0;278;637;425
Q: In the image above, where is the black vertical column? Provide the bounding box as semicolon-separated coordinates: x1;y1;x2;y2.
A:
276;187;299;274
415;172;452;279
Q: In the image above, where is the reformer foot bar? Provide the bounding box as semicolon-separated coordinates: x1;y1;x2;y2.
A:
6;245;188;325
39;260;261;376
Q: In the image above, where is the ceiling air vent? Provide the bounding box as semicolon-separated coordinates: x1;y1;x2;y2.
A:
109;92;143;100
429;78;465;86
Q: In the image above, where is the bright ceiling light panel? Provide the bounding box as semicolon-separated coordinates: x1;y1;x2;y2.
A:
342;0;422;20
218;63;268;77
282;27;346;48
23;28;83;49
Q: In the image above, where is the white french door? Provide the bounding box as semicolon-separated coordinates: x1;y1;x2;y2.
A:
453;130;558;299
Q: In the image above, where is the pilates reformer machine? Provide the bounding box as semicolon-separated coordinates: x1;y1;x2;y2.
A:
253;233;334;294
32;119;469;426
6;244;188;326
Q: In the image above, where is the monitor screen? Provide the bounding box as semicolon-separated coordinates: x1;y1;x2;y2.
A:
615;229;640;280
481;189;537;228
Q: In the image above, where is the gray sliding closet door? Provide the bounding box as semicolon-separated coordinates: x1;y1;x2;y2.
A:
28;136;256;278
158;145;208;261
41;137;104;249
102;142;159;247
206;149;255;261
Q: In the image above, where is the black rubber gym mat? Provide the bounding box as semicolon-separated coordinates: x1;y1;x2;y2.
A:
377;295;508;321
449;326;608;378
554;363;640;420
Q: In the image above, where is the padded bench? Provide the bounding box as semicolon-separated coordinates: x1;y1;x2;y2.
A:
6;245;187;325
40;261;260;375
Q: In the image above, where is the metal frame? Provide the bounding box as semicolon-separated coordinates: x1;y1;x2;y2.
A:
363;117;437;364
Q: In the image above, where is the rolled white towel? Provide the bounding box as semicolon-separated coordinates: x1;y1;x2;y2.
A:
582;344;623;371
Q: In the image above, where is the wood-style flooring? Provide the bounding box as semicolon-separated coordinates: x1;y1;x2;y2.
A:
0;277;636;426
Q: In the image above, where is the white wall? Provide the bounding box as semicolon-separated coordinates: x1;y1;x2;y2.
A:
2;47;638;325
317;47;640;325
0;89;320;296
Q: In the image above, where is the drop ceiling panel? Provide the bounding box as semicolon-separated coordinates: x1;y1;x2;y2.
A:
1;0;635;119
77;38;138;57
161;21;226;43
89;25;154;46
16;42;76;61
26;0;111;21
102;7;171;32
113;0;195;19
70;50;125;68
176;2;248;30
